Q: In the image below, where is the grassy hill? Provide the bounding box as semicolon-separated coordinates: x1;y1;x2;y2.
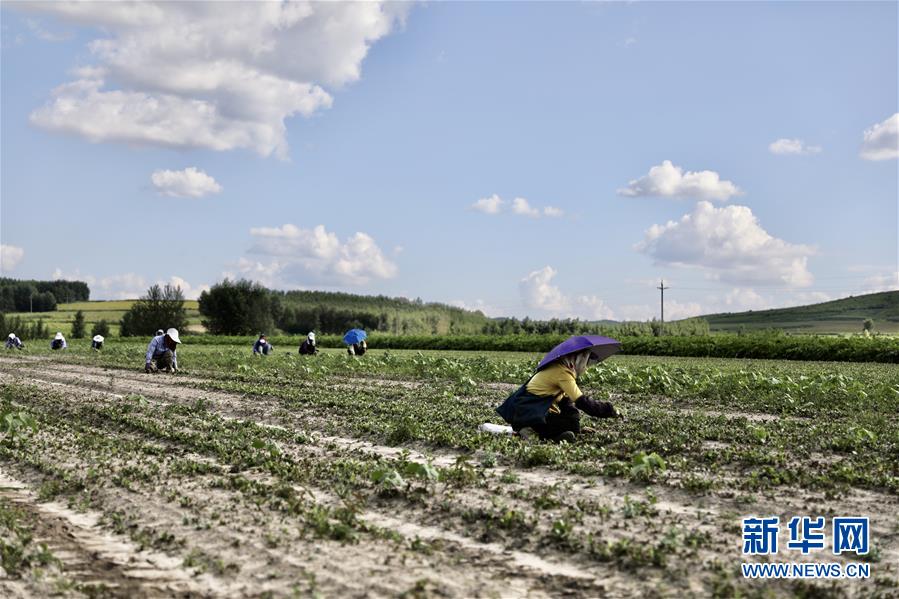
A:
694;290;899;334
7;300;203;337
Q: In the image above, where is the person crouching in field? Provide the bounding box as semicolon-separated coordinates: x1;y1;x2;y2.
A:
497;349;618;443
347;339;367;356
50;332;67;350
5;333;24;350
253;334;273;356
145;328;181;373
299;332;318;355
91;335;104;351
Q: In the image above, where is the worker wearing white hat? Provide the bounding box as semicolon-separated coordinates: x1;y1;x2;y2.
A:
91;335;105;351
50;332;67;350
145;328;181;373
299;331;318;355
5;333;24;350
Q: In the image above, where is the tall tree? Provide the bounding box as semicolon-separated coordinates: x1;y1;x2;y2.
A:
91;320;111;338
199;279;278;335
71;310;86;338
119;284;188;337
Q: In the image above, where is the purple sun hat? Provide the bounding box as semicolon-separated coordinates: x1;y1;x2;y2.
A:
536;335;621;371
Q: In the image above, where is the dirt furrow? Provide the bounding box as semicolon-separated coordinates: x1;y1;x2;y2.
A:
0;468;212;598
0;374;623;596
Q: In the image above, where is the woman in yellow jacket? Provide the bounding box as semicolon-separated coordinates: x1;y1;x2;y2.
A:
497;348;618;443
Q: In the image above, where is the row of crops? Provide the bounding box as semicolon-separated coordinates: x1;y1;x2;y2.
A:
172;332;899;363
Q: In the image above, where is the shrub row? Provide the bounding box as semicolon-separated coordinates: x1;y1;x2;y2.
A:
178;333;899;363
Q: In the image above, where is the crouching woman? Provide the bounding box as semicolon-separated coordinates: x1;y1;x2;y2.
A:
496;349;618;443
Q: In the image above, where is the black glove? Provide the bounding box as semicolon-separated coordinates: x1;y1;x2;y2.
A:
575;395;618;419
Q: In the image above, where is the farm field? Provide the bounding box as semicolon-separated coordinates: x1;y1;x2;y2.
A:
1;342;897;597
6;301;204;337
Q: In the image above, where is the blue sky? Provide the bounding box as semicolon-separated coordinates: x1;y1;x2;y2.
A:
1;1;896;320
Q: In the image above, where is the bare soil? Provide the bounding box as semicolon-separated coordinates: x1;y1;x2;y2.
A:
0;356;896;598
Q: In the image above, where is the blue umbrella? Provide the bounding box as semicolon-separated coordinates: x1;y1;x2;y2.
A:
343;329;368;345
537;335;620;371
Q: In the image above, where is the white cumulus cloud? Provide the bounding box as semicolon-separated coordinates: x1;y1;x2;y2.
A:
471;194;504;214
860;113;899;161
51;268;208;300
720;287;769;311
616;300;703;322
23;2;410;159
618;160;742;201
244;223;397;287
449;299;504;318
861;271;899;293
512;197;540;218
519;266;614;320
26;18;73;42
1;245;25;272
768;138;822;155
151;167;222;198
472;194;563;218
542;206;564;217
520;267;570;312
635;201;816;287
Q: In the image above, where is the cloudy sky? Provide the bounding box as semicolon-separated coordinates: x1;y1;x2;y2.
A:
1;1;896;320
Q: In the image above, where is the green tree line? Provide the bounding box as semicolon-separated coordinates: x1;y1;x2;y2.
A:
199;280;493;336
0;278;90;313
196;279;715;337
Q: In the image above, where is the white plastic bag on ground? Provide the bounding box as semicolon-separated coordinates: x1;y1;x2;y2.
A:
478;423;515;435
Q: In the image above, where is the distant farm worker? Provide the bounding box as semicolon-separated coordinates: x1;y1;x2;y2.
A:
347;339;367;357
5;333;24;350
145;328;181;373
344;329;367;356
156;329;164;337
299;332;318;355
50;332;67;350
91;335;104;351
497;336;621;443
253;334;273;356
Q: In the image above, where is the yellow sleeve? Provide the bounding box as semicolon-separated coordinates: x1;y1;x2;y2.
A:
557;368;583;401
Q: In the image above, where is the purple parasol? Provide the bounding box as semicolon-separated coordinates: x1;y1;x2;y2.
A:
536;335;621;371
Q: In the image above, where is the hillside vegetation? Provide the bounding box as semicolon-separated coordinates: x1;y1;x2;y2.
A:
695;290;899;334
273;289;491;335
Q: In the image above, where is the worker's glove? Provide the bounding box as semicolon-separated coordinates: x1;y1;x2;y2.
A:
145;362;153;374
575;395;618;419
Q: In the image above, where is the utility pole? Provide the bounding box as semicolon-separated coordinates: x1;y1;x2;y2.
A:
657;279;669;329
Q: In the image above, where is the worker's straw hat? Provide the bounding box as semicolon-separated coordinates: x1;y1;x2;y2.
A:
55;332;64;340
8;333;15;339
308;332;315;341
93;335;104;343
166;328;181;344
